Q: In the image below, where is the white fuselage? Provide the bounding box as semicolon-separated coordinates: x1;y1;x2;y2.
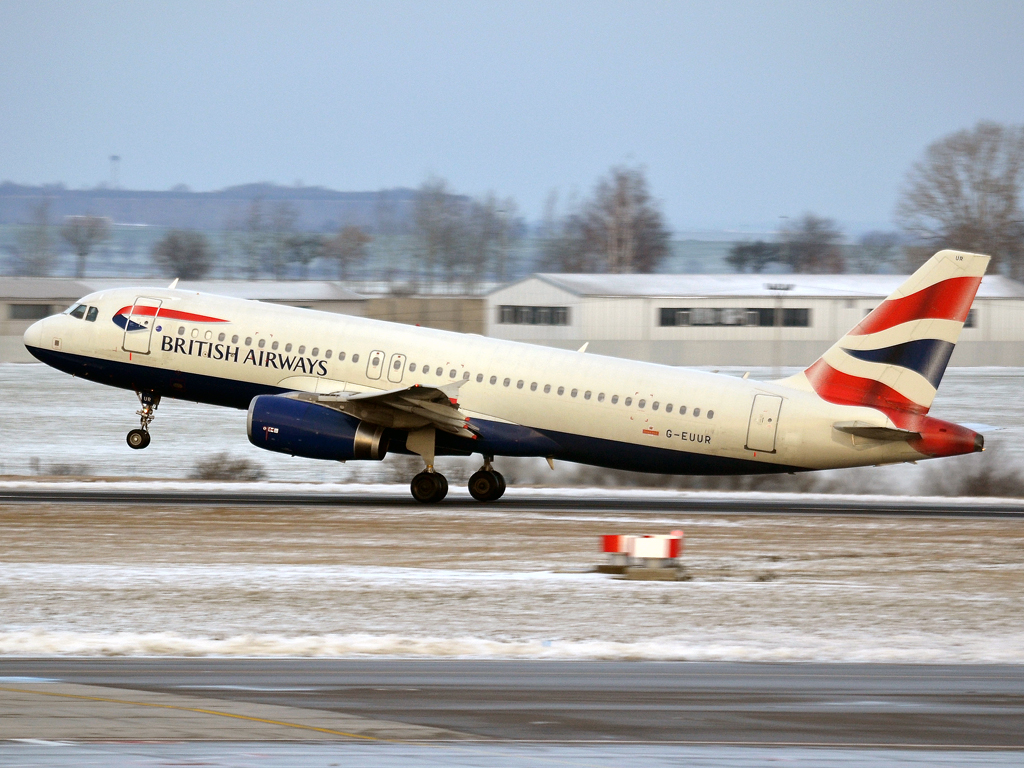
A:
25;287;931;474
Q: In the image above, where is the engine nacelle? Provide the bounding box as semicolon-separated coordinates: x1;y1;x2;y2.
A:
247;394;388;461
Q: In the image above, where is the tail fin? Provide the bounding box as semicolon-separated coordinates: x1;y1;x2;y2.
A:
781;249;990;415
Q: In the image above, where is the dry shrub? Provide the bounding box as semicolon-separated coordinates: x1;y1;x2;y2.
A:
189;452;266;481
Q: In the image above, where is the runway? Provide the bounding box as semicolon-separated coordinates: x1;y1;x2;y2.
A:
3;659;1023;746
2;485;1023;516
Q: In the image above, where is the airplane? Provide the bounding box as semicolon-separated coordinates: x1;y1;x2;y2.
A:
23;249;988;503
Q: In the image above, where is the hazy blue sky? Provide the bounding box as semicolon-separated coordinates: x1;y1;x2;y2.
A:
2;1;1022;233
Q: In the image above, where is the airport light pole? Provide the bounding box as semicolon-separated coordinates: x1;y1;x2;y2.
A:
766;282;794;379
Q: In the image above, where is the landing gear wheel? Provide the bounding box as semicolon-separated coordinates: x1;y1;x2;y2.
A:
127;429;150;450
492;471;506;500
411;471;448;503
469;470;501;502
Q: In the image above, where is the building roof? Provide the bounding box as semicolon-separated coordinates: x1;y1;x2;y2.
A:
510;273;1024;299
0;278;366;302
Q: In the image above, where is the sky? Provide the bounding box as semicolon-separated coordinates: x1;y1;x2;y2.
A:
1;0;1023;235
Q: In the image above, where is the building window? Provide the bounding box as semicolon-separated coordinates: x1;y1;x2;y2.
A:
964;309;976;328
9;304;53;320
660;307;811;327
498;305;570;325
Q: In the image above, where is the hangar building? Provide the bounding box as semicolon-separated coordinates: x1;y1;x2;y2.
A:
485;273;1024;367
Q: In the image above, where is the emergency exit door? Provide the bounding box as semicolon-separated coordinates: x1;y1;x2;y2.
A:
745;394;783;453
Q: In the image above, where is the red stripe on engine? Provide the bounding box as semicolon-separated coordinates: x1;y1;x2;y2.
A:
850;276;982;335
116;306;228;323
804;359;928;415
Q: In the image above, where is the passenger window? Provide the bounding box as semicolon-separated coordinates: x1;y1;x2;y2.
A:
463;371;470;380
370;356;380;367
450;369;457;378
191;328;199;338
517;380;524;389
652;401;659;411
530;382;537;391
666;404;673;413
218;332;225;342
638;399;646;408
272;341;279;351
625;397;633;406
69;304;87;319
584;391;591;400
679;405;687;415
85;306;98;322
557;386;565;396
285;343;292;352
597;393;605;402
503;378;511;387
693;408;701;417
490;375;497;384
435;367;442;376
298;345;305;354
204;330;213;340
178;327;186;336
328;350;335;359
258;339;266;349
611;395;619;404
409;363;417;372
543;384;551;393
311;347;318;355
232;335;239;344
707;410;714;419
352;354;359;363
571;388;578;398
476;373;483;382
244;337;252;346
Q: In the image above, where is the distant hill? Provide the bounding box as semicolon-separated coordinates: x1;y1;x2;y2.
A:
0;182;419;232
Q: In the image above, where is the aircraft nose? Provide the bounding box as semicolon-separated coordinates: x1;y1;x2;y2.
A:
23;318;45;350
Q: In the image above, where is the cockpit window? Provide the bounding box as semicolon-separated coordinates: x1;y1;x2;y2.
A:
69;304;87;320
85;306;98;322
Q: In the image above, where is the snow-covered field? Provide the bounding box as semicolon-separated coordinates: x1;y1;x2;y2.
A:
1;497;1021;662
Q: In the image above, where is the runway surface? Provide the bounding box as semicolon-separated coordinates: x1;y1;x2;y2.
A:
3;659;1024;747
2;485;1023;516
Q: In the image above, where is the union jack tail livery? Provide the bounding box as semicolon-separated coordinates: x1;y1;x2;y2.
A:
784;249;990;416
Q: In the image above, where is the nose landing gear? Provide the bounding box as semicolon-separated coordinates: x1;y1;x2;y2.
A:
127;392;160;450
468;455;505;502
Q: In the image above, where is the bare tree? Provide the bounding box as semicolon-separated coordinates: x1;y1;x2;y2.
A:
726;241;780;273
856;231;901;273
779;213;845;272
267;202;298;279
896;121;1024;279
326;225;371;280
538;168;670;274
241;198;266;279
285;233;325;280
151;230;213;279
61;215;111;278
583;166;670;273
413;176;465;288
538;190;592;272
8;199;56;276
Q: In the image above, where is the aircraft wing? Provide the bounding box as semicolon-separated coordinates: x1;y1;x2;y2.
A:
289;382;475;438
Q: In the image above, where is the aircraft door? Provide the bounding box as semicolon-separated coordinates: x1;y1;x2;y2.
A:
387;353;407;383
745;394;783;453
122;298;162;354
366;349;385;380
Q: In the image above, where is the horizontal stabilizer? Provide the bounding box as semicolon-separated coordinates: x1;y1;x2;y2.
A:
832;421;920;441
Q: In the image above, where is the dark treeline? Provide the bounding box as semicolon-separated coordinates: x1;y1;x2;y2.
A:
3;121;1023;282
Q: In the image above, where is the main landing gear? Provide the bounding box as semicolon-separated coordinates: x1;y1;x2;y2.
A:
468;455;505;502
127;392;160;450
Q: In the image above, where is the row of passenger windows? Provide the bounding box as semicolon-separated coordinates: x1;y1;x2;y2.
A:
404;360;714;418
173;324;713;420
176;325;358;362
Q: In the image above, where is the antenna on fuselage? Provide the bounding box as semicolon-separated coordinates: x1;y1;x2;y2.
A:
168;278;179;289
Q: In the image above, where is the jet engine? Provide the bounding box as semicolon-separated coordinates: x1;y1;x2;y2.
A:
247;394;388;461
